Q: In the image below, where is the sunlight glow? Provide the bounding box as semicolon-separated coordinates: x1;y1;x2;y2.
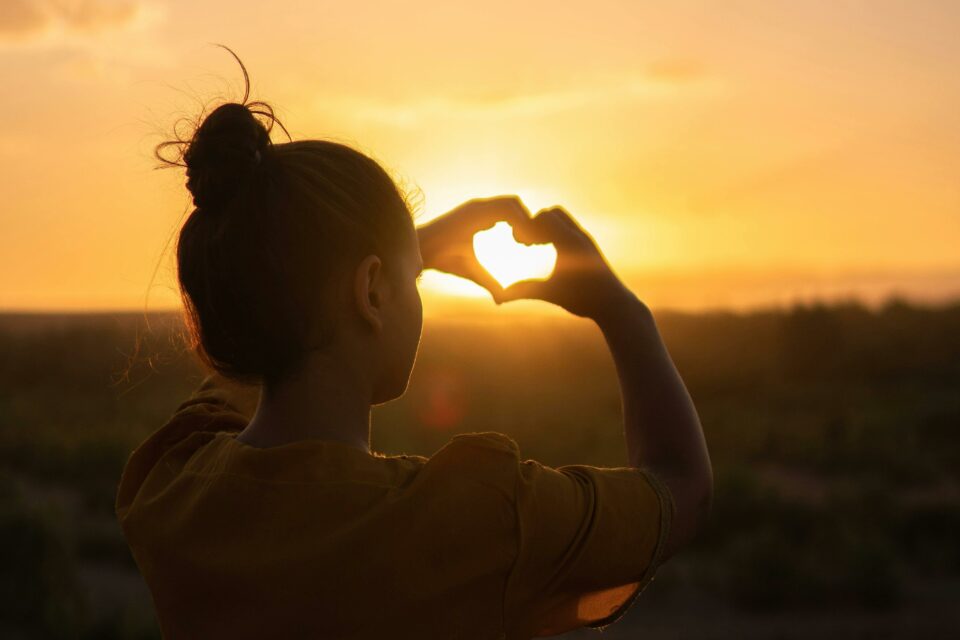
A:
473;222;557;288
4;3;960;312
418;270;490;298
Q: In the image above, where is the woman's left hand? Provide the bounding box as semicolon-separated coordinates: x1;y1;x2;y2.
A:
417;195;533;303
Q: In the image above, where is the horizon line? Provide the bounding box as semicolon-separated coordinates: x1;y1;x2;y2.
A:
2;291;958;318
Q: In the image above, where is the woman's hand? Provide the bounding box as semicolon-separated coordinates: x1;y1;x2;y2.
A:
498;206;634;320
417;195;534;303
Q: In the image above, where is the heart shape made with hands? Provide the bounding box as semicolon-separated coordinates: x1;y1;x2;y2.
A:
472;221;557;289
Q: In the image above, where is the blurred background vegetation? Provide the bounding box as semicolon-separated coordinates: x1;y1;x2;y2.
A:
1;299;959;638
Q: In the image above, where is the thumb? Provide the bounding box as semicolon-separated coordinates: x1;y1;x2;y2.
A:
459;261;505;304
499;279;546;303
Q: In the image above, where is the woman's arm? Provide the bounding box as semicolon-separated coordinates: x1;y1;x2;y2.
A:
499;206;713;560
593;293;712;560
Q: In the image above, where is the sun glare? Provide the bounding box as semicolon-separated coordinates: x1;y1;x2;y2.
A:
418;270;490;298
473;221;557;288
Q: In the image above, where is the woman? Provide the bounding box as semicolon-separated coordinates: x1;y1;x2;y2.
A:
116;51;712;639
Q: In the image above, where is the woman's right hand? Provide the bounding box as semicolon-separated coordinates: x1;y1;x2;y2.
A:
499;206;635;321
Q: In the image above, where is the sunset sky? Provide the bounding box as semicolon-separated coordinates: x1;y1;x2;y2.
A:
2;0;958;315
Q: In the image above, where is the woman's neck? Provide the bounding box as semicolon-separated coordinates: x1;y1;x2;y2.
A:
236;351;373;453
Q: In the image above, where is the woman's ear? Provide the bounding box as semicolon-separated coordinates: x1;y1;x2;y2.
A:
353;254;385;332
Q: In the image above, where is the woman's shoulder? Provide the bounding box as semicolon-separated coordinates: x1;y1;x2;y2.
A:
447;431;521;455
383;432;520;472
406;431;523;498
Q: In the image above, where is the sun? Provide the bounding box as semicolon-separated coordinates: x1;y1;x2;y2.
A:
473;221;557;288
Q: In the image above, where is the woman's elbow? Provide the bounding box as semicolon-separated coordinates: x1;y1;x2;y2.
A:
657;469;714;561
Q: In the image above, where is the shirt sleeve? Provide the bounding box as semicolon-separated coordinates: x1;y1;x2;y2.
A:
503;454;674;638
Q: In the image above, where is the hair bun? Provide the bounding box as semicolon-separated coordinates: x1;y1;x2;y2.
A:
183;102;271;211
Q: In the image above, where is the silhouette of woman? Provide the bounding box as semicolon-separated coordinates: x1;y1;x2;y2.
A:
116;47;712;639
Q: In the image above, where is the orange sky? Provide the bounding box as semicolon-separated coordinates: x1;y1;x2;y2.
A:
2;0;959;314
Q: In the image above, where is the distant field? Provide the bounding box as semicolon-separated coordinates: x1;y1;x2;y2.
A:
1;300;959;638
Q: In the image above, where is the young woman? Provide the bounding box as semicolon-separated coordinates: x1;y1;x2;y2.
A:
116;52;712;639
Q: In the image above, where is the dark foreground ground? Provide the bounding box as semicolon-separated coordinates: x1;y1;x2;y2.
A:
1;298;959;638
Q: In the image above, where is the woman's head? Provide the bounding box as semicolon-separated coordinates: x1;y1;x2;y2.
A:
158;54;423;400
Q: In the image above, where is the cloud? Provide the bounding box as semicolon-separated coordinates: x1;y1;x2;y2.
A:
0;0;169;82
0;0;48;40
312;63;719;128
0;0;147;44
645;58;708;84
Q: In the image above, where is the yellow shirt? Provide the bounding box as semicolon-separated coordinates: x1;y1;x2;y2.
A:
116;374;673;639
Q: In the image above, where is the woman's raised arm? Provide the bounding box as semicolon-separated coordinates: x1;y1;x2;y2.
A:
499;206;713;560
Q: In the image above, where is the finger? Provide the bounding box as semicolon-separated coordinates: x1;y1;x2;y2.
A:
498;279;547;303
513;208;581;249
468;195;534;232
543;207;596;249
547;205;583;234
460;260;505;303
